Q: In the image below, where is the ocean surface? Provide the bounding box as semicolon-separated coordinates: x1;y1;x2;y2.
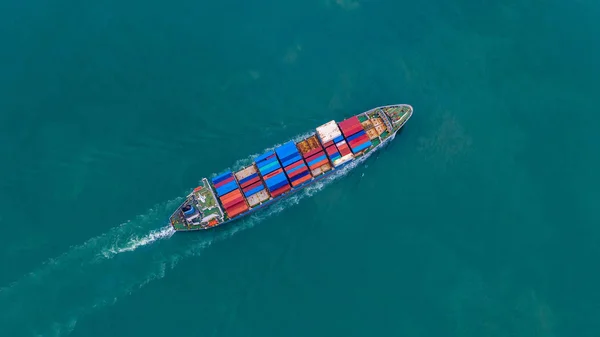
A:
1;0;599;336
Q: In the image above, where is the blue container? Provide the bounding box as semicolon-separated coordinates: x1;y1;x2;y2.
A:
351;141;372;153
266;172;287;187
244;184;265;197
333;135;345;143
212;171;233;184
259;161;281;175
238;173;258;185
346;130;366;142
275;141;298;158
279;151;300;163
275;149;294;161
291;170;310;182
216;181;238;196
257;156;277;168
282;154;301;168
254;151;275;164
268;180;288;192
330;153;341;161
308;154;327;167
286;163;306;174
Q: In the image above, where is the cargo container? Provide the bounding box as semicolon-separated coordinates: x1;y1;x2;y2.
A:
351;140;372;154
266;172;288;189
338;116;364;138
225;202;249;218
274;140;315;184
288;164;308;179
275;141;299;160
263;167;284;181
169;103;414;231
285;159;304;172
290;169;312;187
291;173;312;187
295;135;332;177
218;188;249;217
335;140;352;157
270;184;291;198
255;151;282;176
223;194;244;209
211;171;242;197
349;134;370;148
346;130;366;142
306;153;328;168
258;158;281;175
333;153;354;166
297;135;322;154
316;120;342;144
235;165;270;207
302;147;321;159
244;192;267;207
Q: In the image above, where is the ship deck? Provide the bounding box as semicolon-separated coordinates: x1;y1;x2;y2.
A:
170;104;412;231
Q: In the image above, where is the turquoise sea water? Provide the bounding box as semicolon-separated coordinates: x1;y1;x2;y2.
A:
1;0;599;336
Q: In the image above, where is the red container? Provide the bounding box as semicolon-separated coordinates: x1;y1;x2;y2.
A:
336;142;349;151
336;142;352;156
288;165;308;179
309;158;329;170
321;140;334;148
291;174;312;187
338;116;360;133
242;180;263;193
325;146;338;156
284;160;304;171
303;147;322;159
270;184;291;198
240;175;260;189
263;168;283;180
338;146;351;157
223;195;244;209
305;150;324;163
343;125;363;137
213;175;235;188
349;134;370;148
226;202;249;218
220;189;242;203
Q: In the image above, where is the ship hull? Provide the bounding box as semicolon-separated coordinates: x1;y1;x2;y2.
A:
176;132;400;232
171;104;412;232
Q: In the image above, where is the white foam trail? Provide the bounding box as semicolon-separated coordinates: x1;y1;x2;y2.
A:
101;225;175;258
2;132;379;337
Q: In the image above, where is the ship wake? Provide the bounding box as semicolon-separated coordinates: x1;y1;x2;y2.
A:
0;131;376;337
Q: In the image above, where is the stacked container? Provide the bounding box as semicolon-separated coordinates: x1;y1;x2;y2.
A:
275;141;313;188
296;135;332;176
338;116;373;154
235;166;270;207
211;171;249;218
255;150;291;198
316;120;354;167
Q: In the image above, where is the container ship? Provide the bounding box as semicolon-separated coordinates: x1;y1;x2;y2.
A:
169;104;413;232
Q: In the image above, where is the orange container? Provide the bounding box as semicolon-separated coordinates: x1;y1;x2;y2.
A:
292;174;311;187
309;159;329;170
270;184;291;198
288;165;308;179
226;202;249;218
223;195;244;209
220;189;242;203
